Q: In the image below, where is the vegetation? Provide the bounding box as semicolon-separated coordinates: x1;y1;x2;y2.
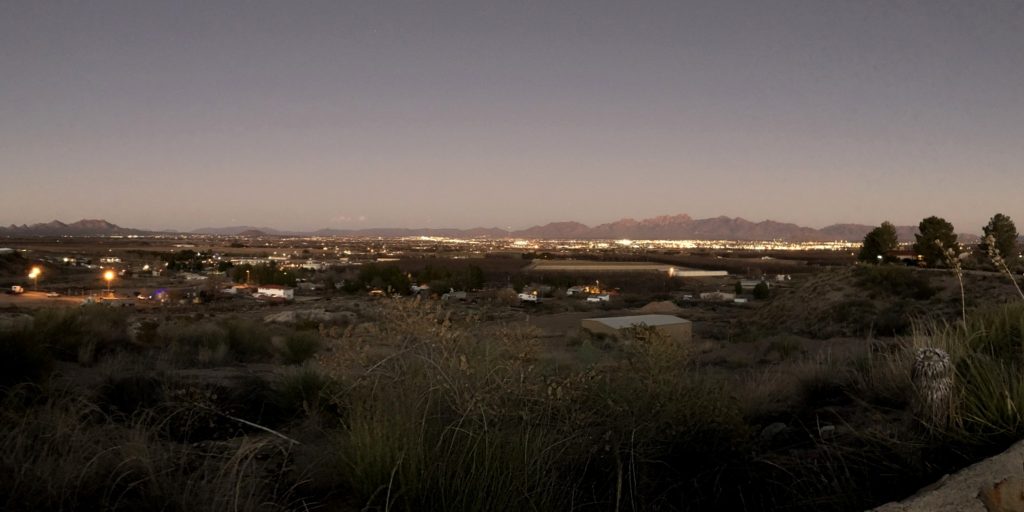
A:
344;263;411;294
981;213;1019;263
231;262;297;286
858;221;898;263
753;281;770;299
5;249;1024;512
913;216;958;267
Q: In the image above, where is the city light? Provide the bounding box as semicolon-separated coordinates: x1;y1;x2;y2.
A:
28;266;41;290
103;270;115;293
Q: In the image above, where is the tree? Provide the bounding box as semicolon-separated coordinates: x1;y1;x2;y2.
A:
752;281;770;300
982;213;1019;261
914;216;958;267
858;221;899;263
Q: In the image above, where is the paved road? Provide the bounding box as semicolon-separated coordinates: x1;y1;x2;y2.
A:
0;290;90;308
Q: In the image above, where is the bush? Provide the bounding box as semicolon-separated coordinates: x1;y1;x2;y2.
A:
33;306;131;363
224;319;273;362
0;329;52;389
281;332;322;365
855;265;936;300
0;392;300;511
96;373;165;416
270;365;341;420
753;281;770;299
158;322;230;366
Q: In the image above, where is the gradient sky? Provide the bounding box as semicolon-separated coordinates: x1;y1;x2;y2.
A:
2;1;1022;232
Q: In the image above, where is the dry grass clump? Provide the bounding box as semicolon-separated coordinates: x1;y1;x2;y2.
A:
0;387;304;512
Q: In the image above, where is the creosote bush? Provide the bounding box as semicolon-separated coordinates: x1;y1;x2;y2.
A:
281;332;322;365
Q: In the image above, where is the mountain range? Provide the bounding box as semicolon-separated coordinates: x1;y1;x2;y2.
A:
0;219;153;237
0;215;987;242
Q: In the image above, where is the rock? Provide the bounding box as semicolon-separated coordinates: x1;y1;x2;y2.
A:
872;439;1024;512
759;422;788;442
264;309;356;325
980;477;1024;512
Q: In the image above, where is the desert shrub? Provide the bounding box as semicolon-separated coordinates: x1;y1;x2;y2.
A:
850;349;915;409
96;373;166;416
765;337;805;360
0;392;300;511
281;332;322;365
270;364;341;420
0;329;53;389
795;362;850;409
320;300;758;511
753;281;770;299
907;304;1024;443
33;306;131;363
157;322;230;366
855;265;936;300
224;318;274;362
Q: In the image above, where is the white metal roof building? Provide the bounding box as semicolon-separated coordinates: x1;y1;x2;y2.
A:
581;314;692;343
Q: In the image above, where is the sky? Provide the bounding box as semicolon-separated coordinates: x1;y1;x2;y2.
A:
1;0;1022;233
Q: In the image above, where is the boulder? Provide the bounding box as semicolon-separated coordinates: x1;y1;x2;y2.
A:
264;309;356;325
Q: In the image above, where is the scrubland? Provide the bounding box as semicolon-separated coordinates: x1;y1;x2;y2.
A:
2;265;1024;511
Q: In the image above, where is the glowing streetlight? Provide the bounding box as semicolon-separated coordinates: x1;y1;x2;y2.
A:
28;267;41;291
103;270;115;294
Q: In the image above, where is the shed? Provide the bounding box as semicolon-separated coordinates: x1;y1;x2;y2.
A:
581;314;692;343
257;285;295;300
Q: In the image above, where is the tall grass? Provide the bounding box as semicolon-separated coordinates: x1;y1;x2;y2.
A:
319;299;753;511
0;388;304;511
906;303;1024;440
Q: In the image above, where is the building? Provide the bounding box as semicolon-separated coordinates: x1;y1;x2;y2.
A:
581;314;692;343
257;285;294;300
667;267;729;278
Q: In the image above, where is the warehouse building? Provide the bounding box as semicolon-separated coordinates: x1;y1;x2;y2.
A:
581;314;692;343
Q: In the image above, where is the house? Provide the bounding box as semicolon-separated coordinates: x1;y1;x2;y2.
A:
699;291;736;301
257;285;294;300
567;286;586;296
739;279;767;291
581;315;692;343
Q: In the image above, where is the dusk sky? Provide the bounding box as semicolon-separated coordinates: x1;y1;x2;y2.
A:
2;1;1022;233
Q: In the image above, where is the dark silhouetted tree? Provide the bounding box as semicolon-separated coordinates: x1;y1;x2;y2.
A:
914;216;958;267
982;213;1019;261
858;221;899;263
752;281;770;300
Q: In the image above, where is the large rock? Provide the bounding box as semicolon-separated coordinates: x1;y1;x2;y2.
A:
873;439;1024;512
264;309;356;325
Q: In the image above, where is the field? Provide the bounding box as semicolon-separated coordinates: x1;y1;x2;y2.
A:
2;238;1024;511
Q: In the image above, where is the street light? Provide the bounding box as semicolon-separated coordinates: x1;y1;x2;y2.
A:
28;267;41;291
103;270;115;294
